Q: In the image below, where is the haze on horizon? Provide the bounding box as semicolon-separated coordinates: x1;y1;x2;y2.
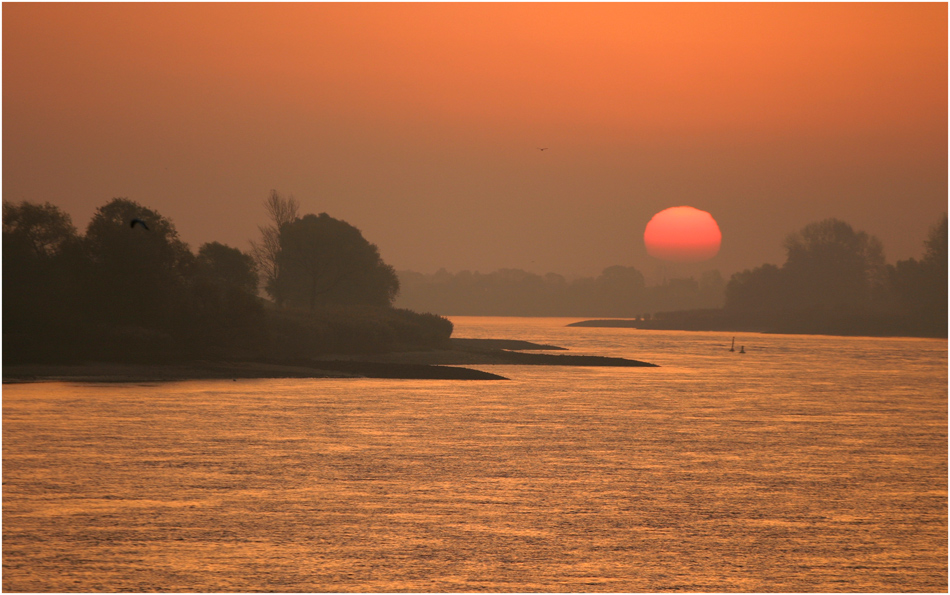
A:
3;3;946;280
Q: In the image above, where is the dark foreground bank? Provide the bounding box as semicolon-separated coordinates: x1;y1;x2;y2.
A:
2;338;657;383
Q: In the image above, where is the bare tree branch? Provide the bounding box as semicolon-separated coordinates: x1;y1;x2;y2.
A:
250;190;299;305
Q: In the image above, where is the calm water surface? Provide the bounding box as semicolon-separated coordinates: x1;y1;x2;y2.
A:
3;317;947;592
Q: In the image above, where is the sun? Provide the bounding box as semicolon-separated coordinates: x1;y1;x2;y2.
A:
643;206;722;262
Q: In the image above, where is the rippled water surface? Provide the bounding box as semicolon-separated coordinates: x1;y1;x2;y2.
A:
4;318;947;592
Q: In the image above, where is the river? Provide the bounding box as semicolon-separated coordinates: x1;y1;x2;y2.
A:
3;317;947;591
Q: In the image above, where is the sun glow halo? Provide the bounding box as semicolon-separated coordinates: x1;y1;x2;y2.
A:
643;206;722;262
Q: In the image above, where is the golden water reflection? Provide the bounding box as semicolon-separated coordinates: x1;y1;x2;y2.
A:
3;324;947;592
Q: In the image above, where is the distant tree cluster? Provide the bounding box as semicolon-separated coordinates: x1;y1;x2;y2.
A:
724;217;947;336
394;265;726;317
3;195;449;364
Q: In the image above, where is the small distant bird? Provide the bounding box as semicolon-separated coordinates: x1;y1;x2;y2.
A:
538;147;548;151
130;218;149;230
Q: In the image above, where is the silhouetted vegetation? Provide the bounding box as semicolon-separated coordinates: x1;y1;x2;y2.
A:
248;190;399;311
395;266;726;317
265;305;453;358
275;213;399;310
250;190;299;308
714;217;947;337
397;216;946;338
5;194;944;366
726;219;888;315
4;201;87;363
3;197;451;365
886;215;948;336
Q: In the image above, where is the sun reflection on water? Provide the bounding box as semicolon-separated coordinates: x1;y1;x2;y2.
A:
3;319;946;592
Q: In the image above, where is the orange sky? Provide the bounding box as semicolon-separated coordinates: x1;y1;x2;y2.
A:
4;3;947;279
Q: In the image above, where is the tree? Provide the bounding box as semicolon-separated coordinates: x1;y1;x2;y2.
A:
2;200;82;290
84;198;193;328
250;190;299;305
725;218;886;319
595;265;646;316
890;214;947;335
183;242;266;356
724;263;787;313
920;214;948;333
699;270;726;307
3;201;86;362
781;218;886;311
2;200;79;258
276;213;399;310
195;242;259;295
718;217;949;335
922;214;948;275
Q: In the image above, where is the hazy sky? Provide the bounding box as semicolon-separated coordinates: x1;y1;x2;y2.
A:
4;3;947;280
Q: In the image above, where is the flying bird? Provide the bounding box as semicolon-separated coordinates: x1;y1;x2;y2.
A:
130;218;149;230
538;147;548;151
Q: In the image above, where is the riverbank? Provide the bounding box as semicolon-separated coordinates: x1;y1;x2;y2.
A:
2;338;657;383
567;311;947;338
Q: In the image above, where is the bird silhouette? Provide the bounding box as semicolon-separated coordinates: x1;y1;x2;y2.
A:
130;218;149;230
538;147;548;151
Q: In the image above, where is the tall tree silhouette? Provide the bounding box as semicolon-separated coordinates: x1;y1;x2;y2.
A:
276;213;399;310
84;198;192;328
727;218;886;315
250;190;299;306
782;218;886;311
890;214;947;335
2;201;85;361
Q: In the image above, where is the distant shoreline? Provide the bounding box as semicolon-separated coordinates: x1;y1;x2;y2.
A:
2;338;658;384
566;317;947;339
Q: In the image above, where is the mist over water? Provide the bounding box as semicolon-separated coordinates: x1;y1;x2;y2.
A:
3;318;946;592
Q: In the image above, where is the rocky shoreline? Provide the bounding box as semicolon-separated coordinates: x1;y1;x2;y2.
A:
2;338;657;383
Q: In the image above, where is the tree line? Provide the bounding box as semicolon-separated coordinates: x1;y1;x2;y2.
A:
3;194;451;364
719;216;947;337
395;215;947;338
395;266;726;317
5;192;944;365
